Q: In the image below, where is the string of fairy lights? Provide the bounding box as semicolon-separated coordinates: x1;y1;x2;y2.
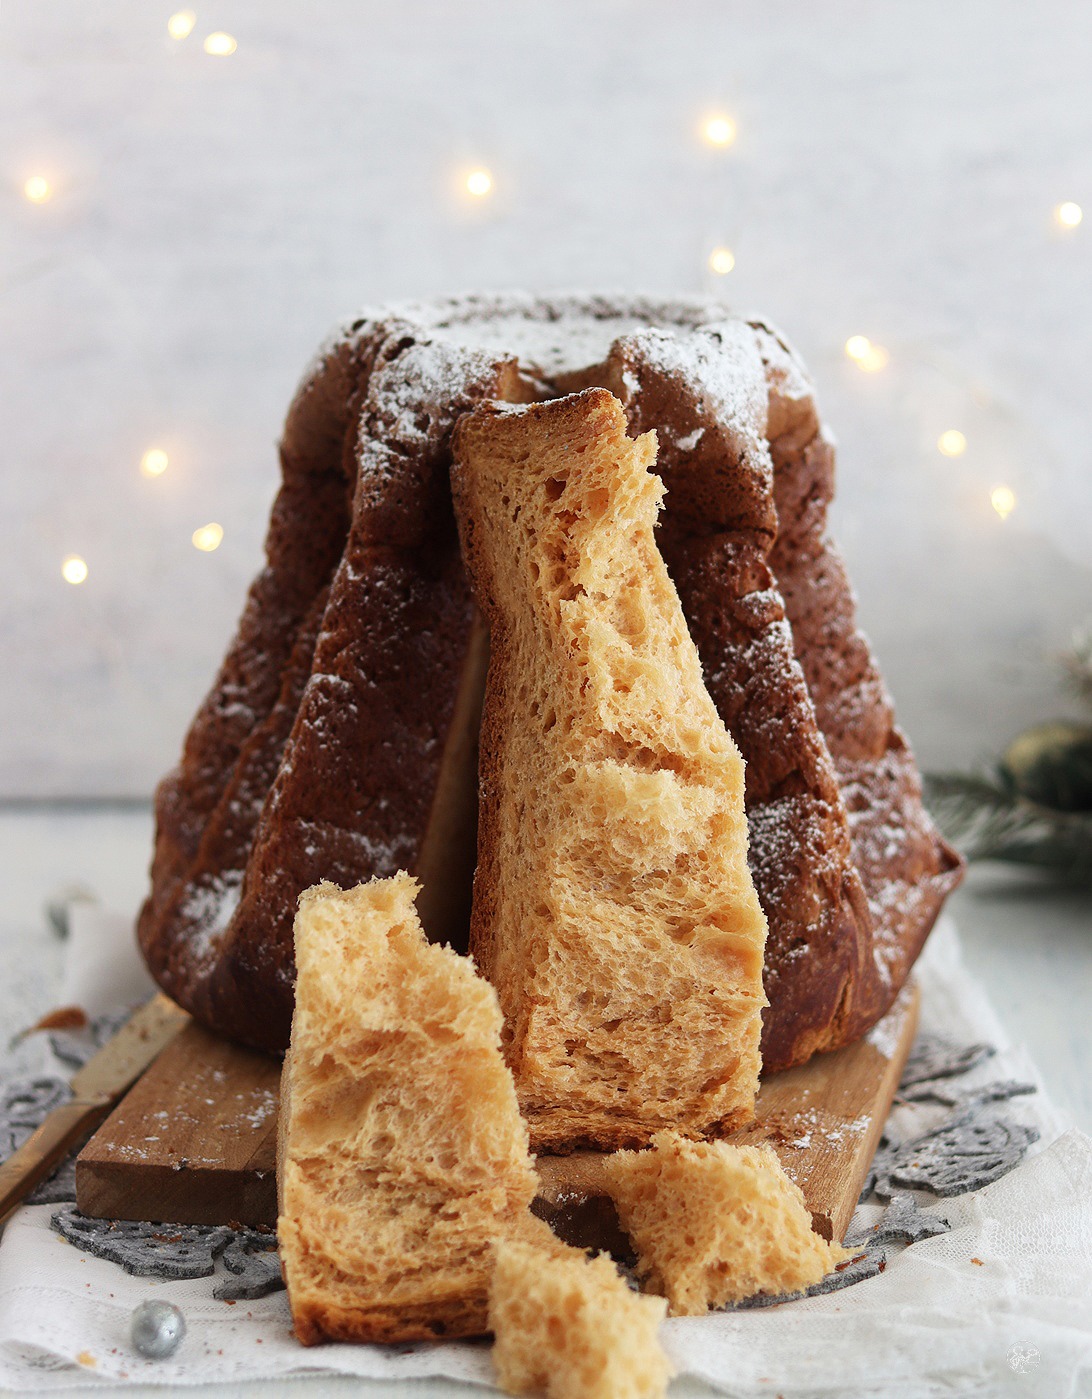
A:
23;17;1084;586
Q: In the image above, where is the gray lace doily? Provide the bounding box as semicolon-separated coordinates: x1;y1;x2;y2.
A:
898;1036;996;1088
880;1114;1040;1197
898;1076;1035;1110
52;1208;236;1280
50;1208;284;1298
733;1247;888;1310
216;1230;287;1300
47;1006;135;1071
862;1033;1040;1203
847;1192;951;1249
0;1077;77;1205
0;1077;71;1153
0;1009;141;1207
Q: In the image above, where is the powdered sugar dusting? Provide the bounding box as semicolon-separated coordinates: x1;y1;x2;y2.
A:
107;1081;278;1168
179;872;242;969
674;426;705;451
749;317;816;412
365;328;501;446
433;312;647;376
318;293;738;389
620;320;770;449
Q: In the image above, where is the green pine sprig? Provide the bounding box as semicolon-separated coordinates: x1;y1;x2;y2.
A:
924;769;1092;884
924;619;1092;885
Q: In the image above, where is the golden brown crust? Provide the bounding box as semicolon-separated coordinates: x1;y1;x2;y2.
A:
290;1213;579;1345
140;322;528;1051
289;1292;490;1347
756;323;964;1046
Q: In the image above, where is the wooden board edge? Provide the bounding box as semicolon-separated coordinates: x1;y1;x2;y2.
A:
824;980;920;1240
75;1156;277;1229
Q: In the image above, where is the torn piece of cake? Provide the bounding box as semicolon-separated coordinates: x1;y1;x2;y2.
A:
451;388;769;1153
277;873;541;1344
601;1130;853;1313
490;1239;673;1399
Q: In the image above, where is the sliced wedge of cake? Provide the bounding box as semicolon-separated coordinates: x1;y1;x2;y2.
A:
277;873;540;1343
601;1130;853;1313
489;1239;673;1399
451;389;769;1152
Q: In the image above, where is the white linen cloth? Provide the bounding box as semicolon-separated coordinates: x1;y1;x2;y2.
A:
0;910;1088;1397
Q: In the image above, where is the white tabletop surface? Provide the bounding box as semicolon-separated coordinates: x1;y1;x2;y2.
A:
0;803;1089;1397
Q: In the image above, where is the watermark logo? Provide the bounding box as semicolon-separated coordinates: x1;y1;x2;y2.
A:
1007;1343;1041;1374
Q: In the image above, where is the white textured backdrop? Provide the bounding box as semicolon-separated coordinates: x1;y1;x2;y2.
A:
2;0;1090;797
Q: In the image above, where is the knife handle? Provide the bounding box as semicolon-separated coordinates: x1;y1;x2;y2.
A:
0;1096;113;1227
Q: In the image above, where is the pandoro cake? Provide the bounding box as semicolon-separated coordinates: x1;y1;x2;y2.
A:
138;294;962;1071
276;396;856;1358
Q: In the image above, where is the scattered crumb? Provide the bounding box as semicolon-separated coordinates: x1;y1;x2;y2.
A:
971;1257;984;1266
76;1351;96;1367
490;1240;672;1399
602;1134;852;1313
29;1005;88;1033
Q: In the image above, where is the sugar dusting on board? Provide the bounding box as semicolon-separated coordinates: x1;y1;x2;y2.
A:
784;1110;871;1153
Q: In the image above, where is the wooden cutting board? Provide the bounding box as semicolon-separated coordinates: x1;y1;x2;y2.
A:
76;983;917;1244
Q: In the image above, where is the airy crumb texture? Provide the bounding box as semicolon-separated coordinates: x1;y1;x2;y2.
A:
489;1239;673;1399
452;389;769;1152
602;1131;853;1313
277;873;540;1344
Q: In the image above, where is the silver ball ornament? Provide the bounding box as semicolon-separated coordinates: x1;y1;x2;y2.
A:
130;1299;186;1359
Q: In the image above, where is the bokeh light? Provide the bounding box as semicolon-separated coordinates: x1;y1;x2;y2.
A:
192;522;224;551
